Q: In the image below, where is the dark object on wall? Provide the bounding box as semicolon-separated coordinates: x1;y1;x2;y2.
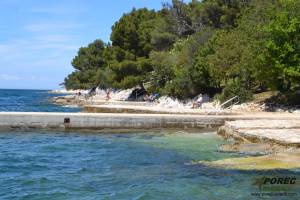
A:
64;117;70;124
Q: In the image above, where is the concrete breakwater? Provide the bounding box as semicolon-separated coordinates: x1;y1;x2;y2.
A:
1;112;300;147
0;112;298;130
0;112;231;131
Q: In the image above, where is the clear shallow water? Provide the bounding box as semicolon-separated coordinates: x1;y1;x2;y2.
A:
0;89;80;112
0;89;299;199
0;131;299;200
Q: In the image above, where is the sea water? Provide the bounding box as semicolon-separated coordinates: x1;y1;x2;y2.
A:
0;132;299;199
0;89;299;199
0;89;80;112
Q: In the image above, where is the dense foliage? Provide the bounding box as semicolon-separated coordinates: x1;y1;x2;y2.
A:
64;0;300;102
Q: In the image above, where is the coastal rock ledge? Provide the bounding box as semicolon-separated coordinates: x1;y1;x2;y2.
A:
218;120;300;147
198;120;300;170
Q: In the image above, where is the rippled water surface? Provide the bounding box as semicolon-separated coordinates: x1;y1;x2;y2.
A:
0;89;299;199
0;89;80;112
0;131;299;200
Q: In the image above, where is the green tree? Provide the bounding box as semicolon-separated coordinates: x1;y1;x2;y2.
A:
63;0;300;106
262;0;300;91
110;8;157;58
64;40;107;89
201;0;276;101
108;8;158;88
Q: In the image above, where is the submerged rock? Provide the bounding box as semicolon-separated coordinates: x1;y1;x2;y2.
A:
199;150;300;170
219;143;286;155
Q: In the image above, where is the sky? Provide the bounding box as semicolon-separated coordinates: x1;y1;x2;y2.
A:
0;0;177;90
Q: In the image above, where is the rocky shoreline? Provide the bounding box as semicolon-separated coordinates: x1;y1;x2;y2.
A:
50;92;300;170
51;95;86;106
51;92;238;115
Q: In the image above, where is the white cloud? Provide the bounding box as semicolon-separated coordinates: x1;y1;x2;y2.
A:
0;74;22;81
0;1;93;88
0;33;79;59
24;22;82;32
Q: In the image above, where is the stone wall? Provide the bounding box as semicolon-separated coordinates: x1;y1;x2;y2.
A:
0;112;227;131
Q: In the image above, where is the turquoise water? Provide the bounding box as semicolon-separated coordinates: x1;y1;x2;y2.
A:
0;131;299;200
0;89;299;199
0;89;80;112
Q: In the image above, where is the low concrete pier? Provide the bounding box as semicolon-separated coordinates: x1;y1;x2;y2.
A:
1;111;300;149
0;112;229;131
